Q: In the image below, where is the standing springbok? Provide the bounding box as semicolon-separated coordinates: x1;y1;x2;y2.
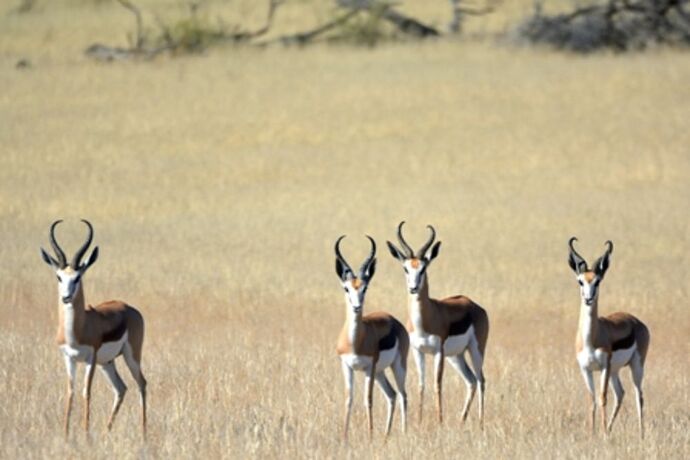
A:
387;222;489;427
568;238;650;437
334;235;409;441
40;220;147;437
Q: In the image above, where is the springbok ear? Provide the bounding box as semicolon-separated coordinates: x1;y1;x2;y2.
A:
386;241;404;261
428;241;441;262
40;248;58;268
568;253;588;274
82;246;99;271
594;254;610;277
363;258;376;281
593;241;613;277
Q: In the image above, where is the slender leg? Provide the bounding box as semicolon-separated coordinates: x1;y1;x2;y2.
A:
83;348;96;433
447;354;477;423
364;364;376;439
375;372;397;439
606;372;624;433
123;343;148;438
99;361;128;431
392;355;407;433
340;360;354;442
599;356;611;435
434;349;445;424
630;352;645;439
580;367;596;435
468;338;486;429
412;348;425;423
62;354;76;438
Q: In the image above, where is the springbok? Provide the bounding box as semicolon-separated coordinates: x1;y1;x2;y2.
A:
387;222;489;427
568;238;650;437
40;220;147;437
334;235;409;441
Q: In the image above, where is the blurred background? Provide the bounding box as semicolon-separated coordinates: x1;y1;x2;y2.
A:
1;1;688;458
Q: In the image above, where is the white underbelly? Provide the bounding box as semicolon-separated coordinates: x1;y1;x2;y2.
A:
60;332;128;364
578;343;636;372
411;327;474;356
578;347;607;371
410;331;441;353
376;341;398;371
341;353;373;371
444;326;475;355
610;344;636;370
96;332;128;364
341;340;398;372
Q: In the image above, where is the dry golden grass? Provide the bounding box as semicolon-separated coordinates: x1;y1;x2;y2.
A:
1;1;689;459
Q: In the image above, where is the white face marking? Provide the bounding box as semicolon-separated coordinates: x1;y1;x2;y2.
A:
55;268;83;303
576;274;601;306
402;259;427;294
342;278;368;312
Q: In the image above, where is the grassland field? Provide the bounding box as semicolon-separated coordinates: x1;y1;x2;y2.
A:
0;1;689;459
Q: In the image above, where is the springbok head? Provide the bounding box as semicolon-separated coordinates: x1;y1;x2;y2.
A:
386;221;441;294
568;237;613;307
40;220;99;304
334;235;377;314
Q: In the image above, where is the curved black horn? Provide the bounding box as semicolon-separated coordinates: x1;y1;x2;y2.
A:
396;221;414;258
71;219;94;269
359;235;377;276
603;240;614;256
568;237;588;272
49;220;67;268
417;225;436;259
335;235;354;277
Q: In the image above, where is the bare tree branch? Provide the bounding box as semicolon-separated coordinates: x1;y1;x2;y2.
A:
116;0;144;50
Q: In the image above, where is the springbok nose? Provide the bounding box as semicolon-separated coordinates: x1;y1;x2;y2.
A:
62;296;72;303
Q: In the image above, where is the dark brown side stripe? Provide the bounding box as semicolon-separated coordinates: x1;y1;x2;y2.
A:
103;320;127;343
449;314;473;337
379;327;397;351
612;332;635;351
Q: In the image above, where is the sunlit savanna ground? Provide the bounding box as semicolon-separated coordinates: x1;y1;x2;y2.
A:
0;1;689;458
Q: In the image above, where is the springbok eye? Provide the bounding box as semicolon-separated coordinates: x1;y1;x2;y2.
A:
56;275;61;282
403;267;409;273
343;287;348;293
578;280;583;286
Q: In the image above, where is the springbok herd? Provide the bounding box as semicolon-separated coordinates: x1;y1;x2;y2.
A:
40;219;649;442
